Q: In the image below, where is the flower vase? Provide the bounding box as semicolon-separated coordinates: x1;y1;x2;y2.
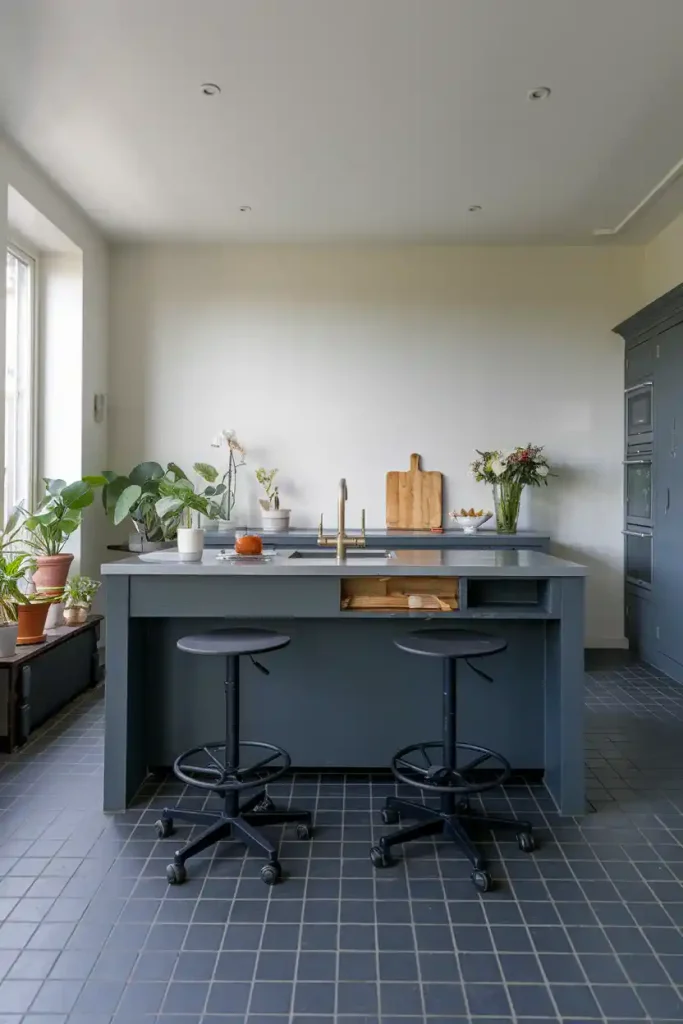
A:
493;481;524;534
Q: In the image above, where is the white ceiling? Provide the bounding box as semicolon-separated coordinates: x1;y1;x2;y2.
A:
2;0;683;243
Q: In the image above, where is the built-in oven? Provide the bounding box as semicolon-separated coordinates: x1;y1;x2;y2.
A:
623;527;652;591
624;455;652;528
625;381;653;448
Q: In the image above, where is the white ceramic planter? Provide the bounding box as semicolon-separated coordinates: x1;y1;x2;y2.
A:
177;527;205;562
0;623;19;657
261;509;291;533
45;601;65;630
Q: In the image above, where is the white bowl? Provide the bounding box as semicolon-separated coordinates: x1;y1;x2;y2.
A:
449;512;492;534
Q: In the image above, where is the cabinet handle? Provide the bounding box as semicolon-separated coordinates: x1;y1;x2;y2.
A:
622;530;651;538
666;487;671;513
622;459;651;465
625;381;653;393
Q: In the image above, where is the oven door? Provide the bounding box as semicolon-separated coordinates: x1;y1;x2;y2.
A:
623;528;652;591
625;382;653;447
624;457;652;528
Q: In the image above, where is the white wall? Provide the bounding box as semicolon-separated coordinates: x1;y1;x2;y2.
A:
0;133;109;577
643;209;683;304
109;242;643;646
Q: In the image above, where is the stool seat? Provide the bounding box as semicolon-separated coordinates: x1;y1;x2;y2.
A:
394;628;507;659
177;628;290;656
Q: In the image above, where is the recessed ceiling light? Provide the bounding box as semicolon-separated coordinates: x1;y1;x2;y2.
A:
468;205;482;213
201;82;221;96
527;86;551;101
239;206;252;213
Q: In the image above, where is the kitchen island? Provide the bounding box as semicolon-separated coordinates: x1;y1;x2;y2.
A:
102;549;586;815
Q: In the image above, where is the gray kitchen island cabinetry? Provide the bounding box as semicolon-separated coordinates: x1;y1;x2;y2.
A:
102;549;586;817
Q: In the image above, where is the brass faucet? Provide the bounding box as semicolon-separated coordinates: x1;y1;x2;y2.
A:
318;479;366;560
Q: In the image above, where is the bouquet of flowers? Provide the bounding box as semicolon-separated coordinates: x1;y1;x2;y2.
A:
470;445;551;532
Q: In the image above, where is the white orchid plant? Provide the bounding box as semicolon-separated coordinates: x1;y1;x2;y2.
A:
193;429;246;523
470;445;551;487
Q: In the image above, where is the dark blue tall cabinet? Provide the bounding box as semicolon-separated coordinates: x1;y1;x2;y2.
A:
615;284;683;681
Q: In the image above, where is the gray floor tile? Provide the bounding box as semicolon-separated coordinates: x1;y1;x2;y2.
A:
0;666;682;1023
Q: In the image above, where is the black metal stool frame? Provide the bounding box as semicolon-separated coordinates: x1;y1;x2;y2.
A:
371;643;535;892
156;647;311;886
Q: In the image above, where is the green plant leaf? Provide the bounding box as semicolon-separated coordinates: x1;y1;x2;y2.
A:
156;496;183;519
213;484;226;495
114;485;142;525
103;476;130;515
45;478;66;496
193;462;218;483
61;481;94;510
166;462;188;481
129;462;165;486
82;475;108;487
60;518;81;536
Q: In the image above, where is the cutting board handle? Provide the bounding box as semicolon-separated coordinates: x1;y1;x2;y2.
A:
409;453;421;472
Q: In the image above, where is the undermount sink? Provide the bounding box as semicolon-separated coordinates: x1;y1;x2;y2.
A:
288;549;394;559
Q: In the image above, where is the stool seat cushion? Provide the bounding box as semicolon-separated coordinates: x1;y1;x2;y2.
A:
177;628;291;656
395;628;507;659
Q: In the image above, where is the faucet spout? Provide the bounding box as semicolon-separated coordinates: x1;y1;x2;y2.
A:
317;477;366;560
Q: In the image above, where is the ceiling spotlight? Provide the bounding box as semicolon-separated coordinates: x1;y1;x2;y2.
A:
239;206;252;213
527;86;551;101
468;205;482;213
201;82;221;96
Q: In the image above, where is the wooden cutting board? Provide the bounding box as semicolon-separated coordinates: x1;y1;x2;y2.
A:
386;453;443;530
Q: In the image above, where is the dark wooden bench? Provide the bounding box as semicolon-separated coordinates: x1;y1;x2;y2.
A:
0;615;103;752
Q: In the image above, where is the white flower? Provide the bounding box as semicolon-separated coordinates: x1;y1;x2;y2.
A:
537;464;549;477
491;459;505;477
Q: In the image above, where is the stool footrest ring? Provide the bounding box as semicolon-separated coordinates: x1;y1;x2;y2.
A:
173;740;290;793
391;740;511;794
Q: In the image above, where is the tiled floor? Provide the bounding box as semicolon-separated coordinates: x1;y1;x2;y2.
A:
1;664;683;1023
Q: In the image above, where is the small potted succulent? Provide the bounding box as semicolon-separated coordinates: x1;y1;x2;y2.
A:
156;478;222;561
63;576;101;626
23;478;99;593
256;468;290;532
0;551;34;657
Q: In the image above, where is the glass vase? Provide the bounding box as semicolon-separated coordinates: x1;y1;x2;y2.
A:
493;480;524;534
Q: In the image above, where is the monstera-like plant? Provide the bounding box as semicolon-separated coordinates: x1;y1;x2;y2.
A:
98;462;189;545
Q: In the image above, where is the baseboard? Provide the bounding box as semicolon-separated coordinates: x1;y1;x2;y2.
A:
584;647;636;671
585;636;629;650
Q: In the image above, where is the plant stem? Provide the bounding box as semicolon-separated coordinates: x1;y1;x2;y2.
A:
493;480;524;534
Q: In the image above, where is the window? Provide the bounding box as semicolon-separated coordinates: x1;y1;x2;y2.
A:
4;245;37;516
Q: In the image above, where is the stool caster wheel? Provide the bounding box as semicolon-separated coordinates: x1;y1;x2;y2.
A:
517;831;536;853
261;862;281;886
166;862;186;885
370;845;394;869
155;818;174;839
381;807;399;825
254;795;275;812
296;823;311;840
471;869;492;893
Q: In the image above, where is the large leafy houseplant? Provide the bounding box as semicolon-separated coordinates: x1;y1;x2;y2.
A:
24;479;96;557
98;462;189;543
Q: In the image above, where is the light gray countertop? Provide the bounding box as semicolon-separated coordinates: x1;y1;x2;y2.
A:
102;548;586;577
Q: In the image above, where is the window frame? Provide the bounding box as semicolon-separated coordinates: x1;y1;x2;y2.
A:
5;237;40;519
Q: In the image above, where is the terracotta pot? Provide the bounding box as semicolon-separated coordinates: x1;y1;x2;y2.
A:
17;602;52;645
33;553;74;594
64;606;88;626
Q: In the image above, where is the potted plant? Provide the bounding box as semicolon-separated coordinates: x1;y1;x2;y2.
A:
23;479;99;593
256;468;290;532
0;551;34;657
203;429;247;527
470;444;551;534
155;478;221;561
97;462;189;550
63;575;101;626
16;593;54;646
